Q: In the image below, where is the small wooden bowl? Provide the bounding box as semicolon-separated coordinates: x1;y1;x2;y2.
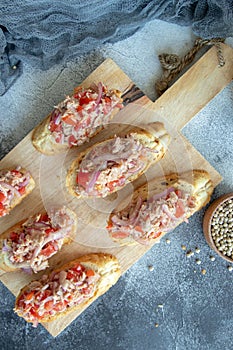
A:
203;192;233;263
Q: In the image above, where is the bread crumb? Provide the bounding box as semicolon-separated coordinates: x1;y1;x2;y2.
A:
148;265;154;272
181;245;187;250
201;269;206;275
166;238;171;244
155;323;159;328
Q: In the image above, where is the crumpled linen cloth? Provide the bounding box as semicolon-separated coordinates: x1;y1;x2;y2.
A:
0;0;232;95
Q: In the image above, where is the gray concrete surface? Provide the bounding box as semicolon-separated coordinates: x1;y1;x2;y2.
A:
0;19;233;350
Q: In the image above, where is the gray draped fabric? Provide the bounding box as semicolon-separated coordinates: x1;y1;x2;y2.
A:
0;0;232;95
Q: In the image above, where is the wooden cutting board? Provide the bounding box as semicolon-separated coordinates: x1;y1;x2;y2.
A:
0;43;232;337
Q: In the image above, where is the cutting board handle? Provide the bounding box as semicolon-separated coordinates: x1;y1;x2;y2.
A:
155;37;225;96
122;83;145;105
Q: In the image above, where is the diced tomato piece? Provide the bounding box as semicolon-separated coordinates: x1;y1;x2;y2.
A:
25;291;35;301
39;214;49;222
0;192;6;203
82;286;93;295
0;202;6;216
117;102;123;109
44;300;54;311
41;243;57;257
76;105;83;112
40;290;52;301
68;134;77;147
45;227;55;235
175;189;182;198
54;301;66;312
79;96;93;106
175;200;185;218
49;123;57;132
49;122;62;132
18;186;26;195
11;170;21;176
10;231;18;241
64;118;77;126
107;180;119;192
71;263;84;273
17;294;25;307
134;225;144;233
32;301;40;310
66;271;74;280
55;134;64;143
111;231;129;239
62;115;77;126
86;269;95;277
30;309;42;319
106;222;113;229
152;232;162;239
76;171;91;187
73;263;83;271
104;96;111;103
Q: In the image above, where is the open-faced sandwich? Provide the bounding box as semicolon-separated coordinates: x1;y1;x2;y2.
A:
0;207;77;273
106;170;213;245
14;253;121;327
32;82;123;155
0;166;35;217
66;122;171;198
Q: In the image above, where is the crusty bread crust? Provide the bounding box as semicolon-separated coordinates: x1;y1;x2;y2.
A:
0;208;77;272
66;122;171;198
14;253;121;324
32;115;69;155
108;169;214;246
0;167;35;217
32;89;122;155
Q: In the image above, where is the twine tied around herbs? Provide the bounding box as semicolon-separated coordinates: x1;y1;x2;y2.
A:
155;37;225;96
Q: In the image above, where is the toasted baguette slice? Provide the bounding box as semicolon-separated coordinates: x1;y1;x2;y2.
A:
0;207;77;273
107;170;214;246
32;116;69;155
32;83;122;155
66;122;171;198
14;253;121;326
0;167;35;217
